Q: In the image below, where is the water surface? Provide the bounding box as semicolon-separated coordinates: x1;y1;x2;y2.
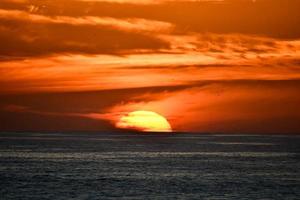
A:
0;132;299;199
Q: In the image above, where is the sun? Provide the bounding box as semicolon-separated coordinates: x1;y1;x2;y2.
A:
116;110;172;132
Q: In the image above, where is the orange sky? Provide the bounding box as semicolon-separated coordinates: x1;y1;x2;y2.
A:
0;0;300;133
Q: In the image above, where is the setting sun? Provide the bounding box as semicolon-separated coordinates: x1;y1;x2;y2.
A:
116;111;172;132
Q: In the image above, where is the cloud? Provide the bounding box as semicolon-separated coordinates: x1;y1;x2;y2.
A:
2;0;300;39
0;0;300;134
0;8;173;58
0;21;169;59
1;30;299;94
1;0;300;60
0;85;187;131
2;104;29;112
0;9;174;33
104;80;300;133
3;80;299;133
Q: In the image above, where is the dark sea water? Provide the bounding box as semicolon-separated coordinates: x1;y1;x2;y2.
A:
0;132;299;200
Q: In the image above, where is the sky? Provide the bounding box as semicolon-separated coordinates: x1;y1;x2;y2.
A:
0;0;300;133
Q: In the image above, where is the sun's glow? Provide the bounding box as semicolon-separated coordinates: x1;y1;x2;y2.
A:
116;110;172;132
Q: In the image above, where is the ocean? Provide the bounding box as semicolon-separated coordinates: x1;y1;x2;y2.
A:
0;132;299;199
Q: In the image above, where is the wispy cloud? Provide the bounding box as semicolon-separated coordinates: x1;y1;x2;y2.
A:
1;40;299;94
0;9;173;33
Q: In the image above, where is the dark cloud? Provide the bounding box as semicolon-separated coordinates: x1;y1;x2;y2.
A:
1;0;299;60
0;111;115;132
0;84;190;131
0;19;168;59
0;85;189;113
2;0;299;39
1;80;300;133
